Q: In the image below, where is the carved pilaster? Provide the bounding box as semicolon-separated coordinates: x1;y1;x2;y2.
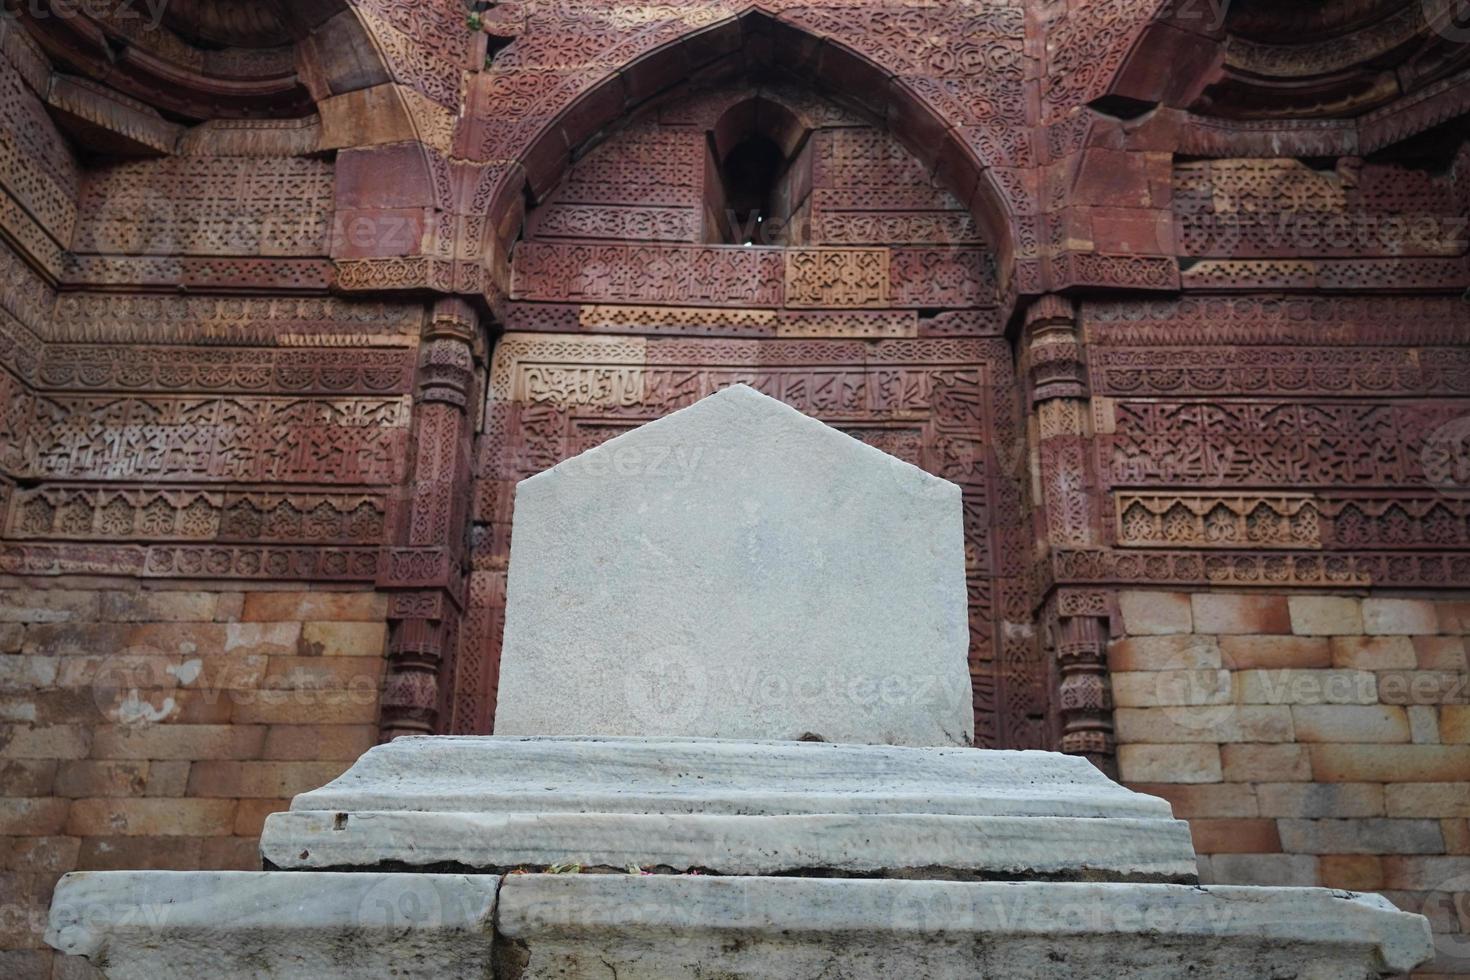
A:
1049;589;1116;775
1025;295;1096;551
379;298;481;741
1025;295;1114;769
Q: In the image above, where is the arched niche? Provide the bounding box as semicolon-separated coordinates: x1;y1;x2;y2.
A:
482;8;1027;302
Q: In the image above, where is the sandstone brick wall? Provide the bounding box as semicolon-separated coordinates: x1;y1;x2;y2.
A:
0;581;386;979
1113;590;1470;979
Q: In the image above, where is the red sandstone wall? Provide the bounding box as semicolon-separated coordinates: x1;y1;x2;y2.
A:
0;582;385;979
1113;590;1470;978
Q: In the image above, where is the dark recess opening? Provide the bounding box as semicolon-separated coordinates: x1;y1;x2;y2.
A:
720;136;786;245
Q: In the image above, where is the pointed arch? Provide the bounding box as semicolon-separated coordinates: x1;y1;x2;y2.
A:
479;8;1030;299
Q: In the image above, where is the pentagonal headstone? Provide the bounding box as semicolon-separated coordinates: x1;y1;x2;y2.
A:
493;384;973;746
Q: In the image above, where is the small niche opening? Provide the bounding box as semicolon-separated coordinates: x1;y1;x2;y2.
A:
704;98;812;247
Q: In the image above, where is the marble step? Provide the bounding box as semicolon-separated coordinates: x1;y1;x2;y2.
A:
48;870;1435;979
261;735;1197;880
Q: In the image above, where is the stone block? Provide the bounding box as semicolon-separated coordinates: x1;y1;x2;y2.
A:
1189;818;1282;854
298;621;387;657
269;738;1196;881
1256;783;1385;819
1362;599;1440;636
1385;783;1470;818
114;623;229;658
1381;855;1470;890
99;591;217;623
1114;706;1293;743
1443;818;1470;855
1111;669;1231;708
1413;636;1468;670
90;725;265;761
0;726;91;760
186;761;348;799
494;385;973;746
1320;855;1384;891
1278;819;1445;855
1377;671;1469;706
1218;635;1330;670
188;655;268;693
142;761;190;798
0;623;21;653
0;656;59;690
0;591;100;624
1330;636;1418;670
222;623;302;657
1408;706;1441;744
26;626;133;659
1107;634;1220;671
4;836;79;873
1287;596;1363;636
262;725;376;761
239;591;387;623
1221;744;1312;782
1443;706;1470;743
1291;704;1410;743
0;760;58;797
0;799;69;836
262;656;382;691
65;799;235;838
1117;591;1193;636
1203;853;1320;887
233;799;290;837
77;836;203;871
1310;745;1470;783
213;594;245;622
231;690;380;725
47;871;498;977
198;837;263;871
1117;743;1222;783
43;872;1438;978
1126;782;1259;818
1192;594;1291;635
491;875;1434;977
52;762;150;799
1234;668;1378;705
0;950;49;978
1436;601;1470;635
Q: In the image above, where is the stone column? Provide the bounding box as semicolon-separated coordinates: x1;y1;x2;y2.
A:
378;298;482;740
1023;295;1115;772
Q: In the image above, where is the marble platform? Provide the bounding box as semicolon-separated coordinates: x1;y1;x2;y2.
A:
48;871;1432;979
261;735;1197;880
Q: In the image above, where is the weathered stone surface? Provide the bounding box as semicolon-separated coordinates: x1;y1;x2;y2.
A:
494;384;973;747
496;875;1434;978
45;871;1435;979
47;871;498;979
263;735;1197;880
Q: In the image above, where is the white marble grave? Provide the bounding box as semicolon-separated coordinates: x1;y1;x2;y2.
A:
494;384;974;746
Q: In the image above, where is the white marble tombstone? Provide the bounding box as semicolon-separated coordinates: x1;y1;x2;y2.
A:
493;383;975;747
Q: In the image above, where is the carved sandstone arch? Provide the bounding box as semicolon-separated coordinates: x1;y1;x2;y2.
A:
472;7;1033;306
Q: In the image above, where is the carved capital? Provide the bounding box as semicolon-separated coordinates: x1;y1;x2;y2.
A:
418;299;480;407
1025;295;1088;403
379;601;461;741
1045;600;1116;775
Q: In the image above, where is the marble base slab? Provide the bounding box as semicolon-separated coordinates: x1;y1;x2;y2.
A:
261;735;1197;880
46;871;497;979
48;871;1434;979
500;875;1434;979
